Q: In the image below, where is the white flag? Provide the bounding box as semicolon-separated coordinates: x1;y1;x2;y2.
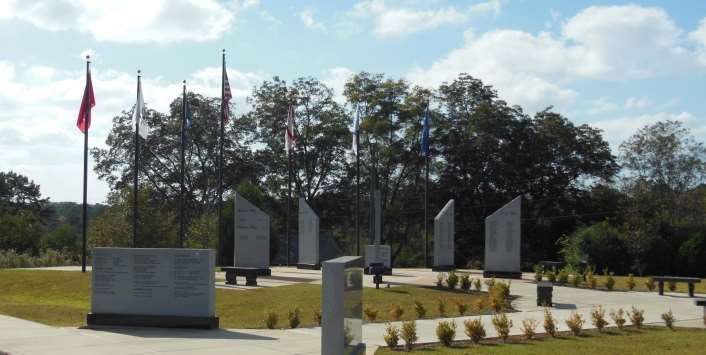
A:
352;111;360;155
285;104;296;152
133;77;148;139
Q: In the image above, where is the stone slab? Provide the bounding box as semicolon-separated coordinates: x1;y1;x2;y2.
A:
484;196;521;276
298;197;320;268
364;244;391;272
89;248;216;327
433;199;454;269
234;192;270;268
322;256;365;355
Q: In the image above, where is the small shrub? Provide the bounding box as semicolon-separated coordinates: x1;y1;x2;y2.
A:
400;320;418;351
287;307;301;329
484;278;496;289
570;273;581;287
313;310;322;326
610;308;626;330
488;281;510;312
436;320;457;347
521;318;538;340
543;308;557;337
455;301;468;316
413;300;426;319
605;273;615;291
645;277;656;292
668;281;677;292
464;318;486;344
383;324;400;348
533;264;544;282
626;274;636;291
491;312;513;342
565;311;584;336
436;272;445;288
546;271;556;283
473;278;482;292
389;304;404;321
437;299;446;317
364;307;379;322
264;310;278;329
586;265;597;289
460;274;471;292
661;309;675;330
446;271;459;290
629;306;645;328
557;269;569;285
344;324;353;347
473;298;484;312
591;306;608;332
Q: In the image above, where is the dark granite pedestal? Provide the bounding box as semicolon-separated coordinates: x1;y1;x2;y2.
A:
87;313;219;329
221;267;271;286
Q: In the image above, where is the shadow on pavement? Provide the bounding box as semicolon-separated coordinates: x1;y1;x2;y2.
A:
81;327;278;341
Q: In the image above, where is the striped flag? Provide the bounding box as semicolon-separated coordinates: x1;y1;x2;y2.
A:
222;66;232;123
185;99;193;129
285;104;297;152
76;69;95;133
352;110;360;156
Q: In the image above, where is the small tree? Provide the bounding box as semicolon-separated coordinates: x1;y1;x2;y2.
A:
543;308;557;337
389;304;404;321
610;308;626;330
661;309;675;330
464;318;486;344
473;278;482;292
313;310;322;326
491;313;513;342
401;320;418;351
264;310;278;329
446;271;459;290
521;318;538;340
437;299;447;317
455;301;468;316
364;307;378;322
645;277;656;292
460;274;471;292
383;324;400;348
436;320;456;347
287;307;301;329
626;274;636;291
413;300;426;319
565;311;584;336
629;306;645;328
591;306;608;332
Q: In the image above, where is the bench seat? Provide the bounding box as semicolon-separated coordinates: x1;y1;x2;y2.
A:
221;267;271;286
652;276;701;297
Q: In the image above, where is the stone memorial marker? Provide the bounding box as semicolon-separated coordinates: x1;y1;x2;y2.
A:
484;196;522;279
87;248;218;329
365;190;391;274
233;192;270;269
433;199;455;271
298;197;320;269
322;256;365;355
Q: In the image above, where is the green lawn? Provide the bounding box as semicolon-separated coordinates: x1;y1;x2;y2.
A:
0;269;496;329
375;327;706;355
549;275;706;294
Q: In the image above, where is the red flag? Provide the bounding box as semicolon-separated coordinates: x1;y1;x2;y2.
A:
222;66;232;123
76;69;95;133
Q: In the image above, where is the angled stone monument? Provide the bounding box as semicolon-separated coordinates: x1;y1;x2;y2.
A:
87;248;218;329
365;190;391;274
297;197;320;269
484;196;522;279
433;199;455;271
322;256;365;355
222;192;271;286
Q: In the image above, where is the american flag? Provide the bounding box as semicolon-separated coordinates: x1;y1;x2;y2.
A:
285;104;297;152
222;66;232;123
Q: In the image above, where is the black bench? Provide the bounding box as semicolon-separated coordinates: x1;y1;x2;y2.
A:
221;267;271;286
653;276;701;297
697;299;706;307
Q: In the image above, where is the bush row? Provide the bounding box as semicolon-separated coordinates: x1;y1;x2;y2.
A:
0;249;76;268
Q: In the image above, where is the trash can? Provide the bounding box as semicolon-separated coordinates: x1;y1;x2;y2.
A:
537;281;553;306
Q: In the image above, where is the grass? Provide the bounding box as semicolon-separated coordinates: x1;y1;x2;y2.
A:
0;269;496;329
375;327;706;354
563;275;706;294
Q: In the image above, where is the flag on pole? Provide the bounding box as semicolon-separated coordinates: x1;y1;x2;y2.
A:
185;99;193;129
133;77;148;139
76;69;95;133
285;104;297;152
222;67;232;123
352;110;360;156
421;108;430;157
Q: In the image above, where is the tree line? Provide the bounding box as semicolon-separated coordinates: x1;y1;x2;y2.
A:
2;72;704;276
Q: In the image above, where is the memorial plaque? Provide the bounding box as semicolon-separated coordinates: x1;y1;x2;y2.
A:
322;256;365;355
433;199;455;270
234;192;270;268
88;248;217;328
484;196;521;278
364;244;391;270
298;197;320;268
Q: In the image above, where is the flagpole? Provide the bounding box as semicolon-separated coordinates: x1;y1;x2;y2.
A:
218;49;225;266
424;153;429;268
286;142;292;266
81;55;90;273
133;70;141;248
355;111;361;256
179;80;186;248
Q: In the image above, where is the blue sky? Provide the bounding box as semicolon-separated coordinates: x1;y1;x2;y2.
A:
1;0;705;203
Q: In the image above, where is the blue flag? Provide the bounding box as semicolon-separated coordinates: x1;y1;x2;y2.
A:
185;100;193;129
421;108;430;157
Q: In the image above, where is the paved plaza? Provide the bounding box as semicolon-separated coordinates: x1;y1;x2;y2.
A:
2;267;704;355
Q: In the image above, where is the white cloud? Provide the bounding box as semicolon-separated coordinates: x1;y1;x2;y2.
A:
591;111;695;150
300;9;327;33
322;67;355;104
0;58;263;203
468;0;505;17
408;4;704;113
339;0;470;38
0;0;236;43
690;18;706;64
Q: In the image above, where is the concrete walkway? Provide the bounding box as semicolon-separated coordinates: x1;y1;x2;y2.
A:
3;268;705;355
